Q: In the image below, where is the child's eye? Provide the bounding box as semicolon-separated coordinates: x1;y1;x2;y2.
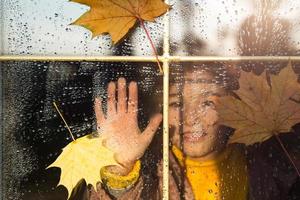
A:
169;102;181;108
202;100;215;107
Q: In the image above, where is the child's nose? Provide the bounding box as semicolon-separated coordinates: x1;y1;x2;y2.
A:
183;105;201;126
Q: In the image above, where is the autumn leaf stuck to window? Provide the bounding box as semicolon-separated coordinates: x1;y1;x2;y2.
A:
215;62;300;145
47;134;118;199
70;0;170;44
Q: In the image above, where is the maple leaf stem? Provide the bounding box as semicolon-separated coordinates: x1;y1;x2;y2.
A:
53;102;75;141
138;18;163;74
274;134;300;177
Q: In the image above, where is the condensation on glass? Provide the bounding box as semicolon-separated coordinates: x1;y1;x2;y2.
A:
170;0;300;58
2;0;300;200
0;0;164;56
1;61;162;199
168;61;300;199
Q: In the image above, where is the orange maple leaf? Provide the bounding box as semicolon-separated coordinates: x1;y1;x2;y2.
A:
215;62;300;145
70;0;170;44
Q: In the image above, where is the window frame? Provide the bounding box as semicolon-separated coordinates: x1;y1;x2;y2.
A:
1;2;300;199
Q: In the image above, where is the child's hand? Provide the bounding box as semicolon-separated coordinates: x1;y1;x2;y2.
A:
94;77;162;175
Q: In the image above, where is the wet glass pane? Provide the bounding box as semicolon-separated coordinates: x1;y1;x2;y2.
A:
170;0;300;57
169;61;300;199
1;1;164;56
1;61;162;199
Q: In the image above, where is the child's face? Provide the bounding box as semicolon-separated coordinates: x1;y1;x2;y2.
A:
169;70;228;159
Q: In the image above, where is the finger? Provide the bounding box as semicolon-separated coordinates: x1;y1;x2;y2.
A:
128;81;138;116
117;77;127;113
107;81;116;116
141;113;163;144
94;97;105;126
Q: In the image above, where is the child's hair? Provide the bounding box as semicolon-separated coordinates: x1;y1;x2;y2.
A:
142;33;239;115
170;62;238;91
168;32;239;91
142;61;239;117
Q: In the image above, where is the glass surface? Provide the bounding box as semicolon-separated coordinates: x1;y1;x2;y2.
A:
3;0;300;199
1;61;162;199
170;0;300;57
4;0;300;57
168;61;300;199
1;0;164;56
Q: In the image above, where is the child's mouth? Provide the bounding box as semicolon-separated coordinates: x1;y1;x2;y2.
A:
183;131;207;142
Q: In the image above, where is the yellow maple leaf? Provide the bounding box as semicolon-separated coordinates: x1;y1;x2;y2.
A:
215;62;300;145
47;134;118;199
70;0;170;44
